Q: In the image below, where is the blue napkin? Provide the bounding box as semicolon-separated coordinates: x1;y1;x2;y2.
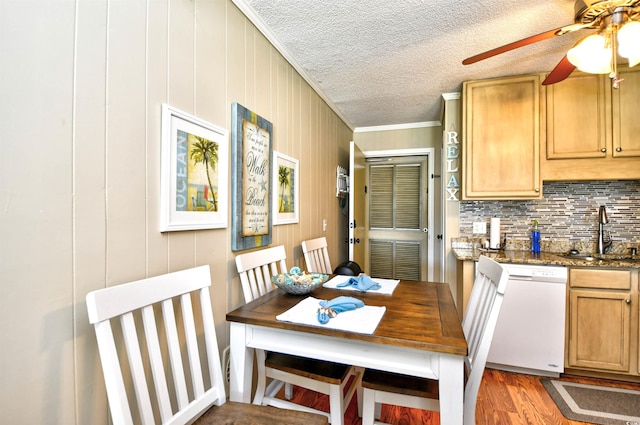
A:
317;296;364;324
336;275;381;292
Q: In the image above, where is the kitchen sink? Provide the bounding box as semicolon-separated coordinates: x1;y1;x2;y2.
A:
560;254;603;262
560;254;640;263
609;257;640;263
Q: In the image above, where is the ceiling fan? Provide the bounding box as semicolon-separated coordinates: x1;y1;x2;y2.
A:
463;0;640;86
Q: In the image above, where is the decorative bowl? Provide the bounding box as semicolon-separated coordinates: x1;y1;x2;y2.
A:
271;271;329;295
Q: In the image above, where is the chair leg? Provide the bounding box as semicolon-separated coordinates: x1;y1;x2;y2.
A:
285;382;293;400
362;388;375;425
252;349;268;405
328;384;344;425
356;367;364;417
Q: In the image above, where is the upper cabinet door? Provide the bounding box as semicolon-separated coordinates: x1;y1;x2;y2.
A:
612;67;640;158
463;75;542;200
546;72;611;159
542;66;640;181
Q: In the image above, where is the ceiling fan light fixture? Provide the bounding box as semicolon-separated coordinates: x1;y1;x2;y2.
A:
618;20;640;67
567;33;612;74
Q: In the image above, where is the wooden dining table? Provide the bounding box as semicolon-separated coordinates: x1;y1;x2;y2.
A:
226;279;468;425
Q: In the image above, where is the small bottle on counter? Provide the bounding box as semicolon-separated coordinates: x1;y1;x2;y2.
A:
531;219;541;253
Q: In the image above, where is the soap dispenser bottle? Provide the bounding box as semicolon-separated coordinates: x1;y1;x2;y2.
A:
531;219;541;253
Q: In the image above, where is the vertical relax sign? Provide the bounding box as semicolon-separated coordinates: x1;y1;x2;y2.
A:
446;127;460;201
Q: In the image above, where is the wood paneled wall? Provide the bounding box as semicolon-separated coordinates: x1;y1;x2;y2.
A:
0;1;352;423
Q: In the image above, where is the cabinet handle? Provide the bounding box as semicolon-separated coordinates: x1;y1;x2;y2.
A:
616;147;622;152
626;299;631;304
601;148;607;153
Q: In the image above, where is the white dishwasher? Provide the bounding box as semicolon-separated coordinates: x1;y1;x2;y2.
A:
485;262;567;377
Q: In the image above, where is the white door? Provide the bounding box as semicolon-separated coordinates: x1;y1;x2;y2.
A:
349;144;434;281
348;141;366;268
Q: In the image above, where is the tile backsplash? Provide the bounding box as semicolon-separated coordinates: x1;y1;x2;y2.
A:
459;180;640;247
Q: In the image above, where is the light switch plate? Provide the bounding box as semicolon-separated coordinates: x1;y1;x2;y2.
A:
473;221;486;234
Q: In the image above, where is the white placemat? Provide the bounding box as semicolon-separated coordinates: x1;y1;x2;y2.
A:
323;275;400;295
276;296;386;334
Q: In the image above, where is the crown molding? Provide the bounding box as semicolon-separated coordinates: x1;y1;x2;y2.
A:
354;121;441;133
442;92;461;101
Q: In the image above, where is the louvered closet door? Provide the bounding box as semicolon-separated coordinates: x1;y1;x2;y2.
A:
367;157;428;281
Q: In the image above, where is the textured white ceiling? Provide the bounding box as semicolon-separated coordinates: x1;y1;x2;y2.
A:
233;0;587;128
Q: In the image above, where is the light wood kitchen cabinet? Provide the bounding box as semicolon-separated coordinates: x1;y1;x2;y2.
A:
462;74;542;200
612;66;640;158
567;268;639;376
546;72;611;160
543;66;640;180
456;259;475;321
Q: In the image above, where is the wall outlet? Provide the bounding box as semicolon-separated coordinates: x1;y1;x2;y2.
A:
323;219;327;232
473;221;487;234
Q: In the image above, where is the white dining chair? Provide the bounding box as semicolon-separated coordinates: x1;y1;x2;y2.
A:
235;245;361;424
360;255;509;425
85;265;327;425
302;236;332;274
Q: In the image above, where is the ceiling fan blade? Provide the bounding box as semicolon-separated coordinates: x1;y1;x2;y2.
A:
462;22;591;65
462;27;564;65
542;56;576;85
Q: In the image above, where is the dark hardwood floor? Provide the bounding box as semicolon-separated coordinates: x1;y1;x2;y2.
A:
283;368;640;424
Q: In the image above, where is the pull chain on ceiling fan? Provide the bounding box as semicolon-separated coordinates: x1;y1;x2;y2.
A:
463;0;640;87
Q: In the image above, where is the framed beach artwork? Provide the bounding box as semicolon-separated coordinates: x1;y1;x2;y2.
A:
273;151;299;225
231;102;273;251
160;104;228;232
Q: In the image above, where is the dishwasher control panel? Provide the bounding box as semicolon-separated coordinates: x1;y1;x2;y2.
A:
502;263;567;282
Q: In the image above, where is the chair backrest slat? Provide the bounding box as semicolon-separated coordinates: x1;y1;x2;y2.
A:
235;246;288;302
461;255;508;422
141;305;174;422
120;311;156;425
162;297;190;409
199;286;224;393
244;269;260;300
86;265;225;425
93;320;135;425
181;293;206;398
302;237;332;274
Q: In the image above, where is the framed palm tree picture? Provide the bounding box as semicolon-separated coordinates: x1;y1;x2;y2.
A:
160;104;228;232
273;151;299;225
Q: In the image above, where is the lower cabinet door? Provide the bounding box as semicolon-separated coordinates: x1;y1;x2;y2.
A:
568;289;631;372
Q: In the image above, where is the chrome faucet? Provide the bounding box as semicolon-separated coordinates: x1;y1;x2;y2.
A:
597;206;612;254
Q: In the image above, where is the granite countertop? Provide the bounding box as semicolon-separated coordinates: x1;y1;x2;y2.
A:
452;247;640;268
